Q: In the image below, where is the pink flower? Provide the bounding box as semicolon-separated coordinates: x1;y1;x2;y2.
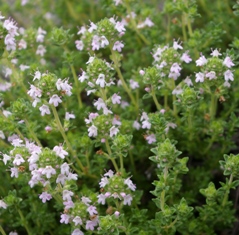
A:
111;93;121;104
145;134;156;144
97;194;107;205
39;192;52;203
75;40;84;50
81;196;91;206
60;163;70;175
62;190;74;201
36;45;46;56
71;229;84;235
87;205;98;216
113;41;124;52
129;79;139;89
181;52;192;63
86;218;98;230
206;71;216;80
73;216;83;226
42;166;56;179
60;214;70;224
223;56;234;68
13;154;25;166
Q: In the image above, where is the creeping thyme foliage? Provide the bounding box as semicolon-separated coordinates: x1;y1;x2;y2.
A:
1;0;239;234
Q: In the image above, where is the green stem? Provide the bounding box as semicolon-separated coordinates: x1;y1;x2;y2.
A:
105;139;119;172
17;208;32;235
210;93;217;120
160;167;168;211
24;119;42;147
129;150;136;175
110;48;138;110
119;153;124;171
0;225;7;235
51;105;85;172
70;65;83;109
182;14;187;41
124;1;150;45
222;174;233;207
151;87;161;111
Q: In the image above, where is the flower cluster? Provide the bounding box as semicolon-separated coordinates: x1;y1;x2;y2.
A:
78;56;115;96
27;71;73;116
60;195;99;234
195;49;235;88
141;40;192;92
0;14;19;51
75;17;126;52
97;170;136;206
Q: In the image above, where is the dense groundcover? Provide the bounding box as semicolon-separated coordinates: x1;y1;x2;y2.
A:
1;0;239;234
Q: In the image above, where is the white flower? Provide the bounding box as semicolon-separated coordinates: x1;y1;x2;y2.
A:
13;154;25;166
88;21;97;33
110;126;119;137
96;74;106;87
88;125;98;137
78;71;88;82
170;63;181;73
33;71;41;81
39;105;50;116
99;177;109;187
224;70;234;81
181;52;192;63
0;200;7;209
196;55;207;66
124;178;136;191
195;72;205;83
49;94;62;107
0;130;5;139
173;40;183;50
2;154;11;164
94;98;106;110
53;146;68;159
210;49;221;57
65;112;75;120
